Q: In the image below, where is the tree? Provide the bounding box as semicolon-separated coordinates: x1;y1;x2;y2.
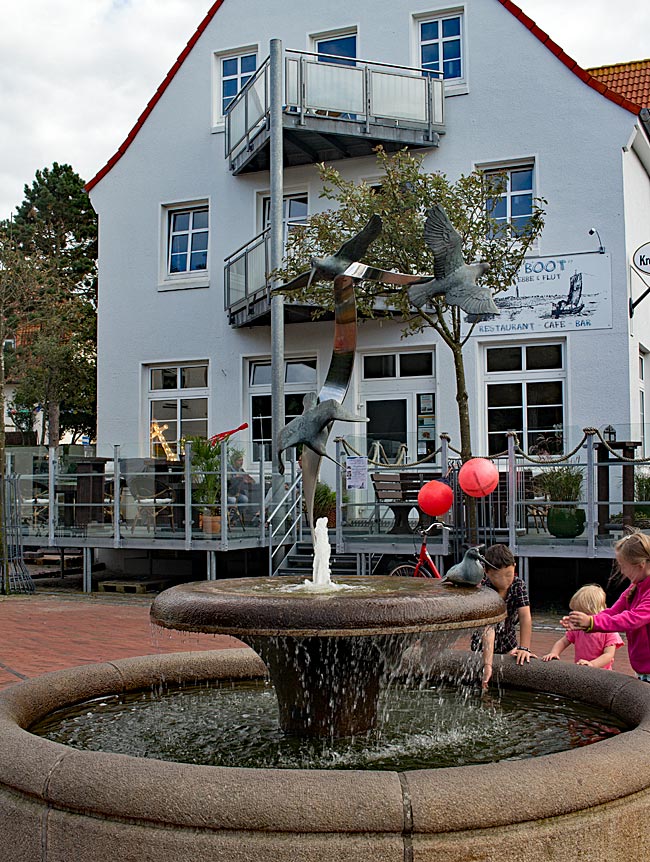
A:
2;164;98;445
275;148;545;460
0;227;44;592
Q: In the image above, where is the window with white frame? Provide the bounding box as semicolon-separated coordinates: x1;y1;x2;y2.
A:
220;51;257;115
148;363;209;457
419;13;463;80
249;358;317;462
484;165;535;237
165;204;209;278
485;343;565;456
641;350;647;453
262;193;308;247
315;31;357;65
362;352;434;379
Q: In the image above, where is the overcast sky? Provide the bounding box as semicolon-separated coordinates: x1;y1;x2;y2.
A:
1;0;648;220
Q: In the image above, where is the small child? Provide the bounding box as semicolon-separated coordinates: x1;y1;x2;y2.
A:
542;584;623;669
470;544;534;689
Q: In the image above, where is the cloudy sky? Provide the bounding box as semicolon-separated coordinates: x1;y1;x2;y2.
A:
1;0;648;220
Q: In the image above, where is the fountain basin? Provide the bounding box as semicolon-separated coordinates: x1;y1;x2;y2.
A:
151;576;505;736
2;648;650;862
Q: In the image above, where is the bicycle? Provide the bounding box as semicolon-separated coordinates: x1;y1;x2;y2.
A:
387;521;449;579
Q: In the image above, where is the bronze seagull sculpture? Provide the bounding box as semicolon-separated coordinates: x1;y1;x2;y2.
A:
442;546;495;587
276;214;383;291
407;204;499;316
277;392;368;475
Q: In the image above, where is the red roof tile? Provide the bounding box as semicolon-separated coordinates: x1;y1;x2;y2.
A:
588;59;650;108
85;0;645;193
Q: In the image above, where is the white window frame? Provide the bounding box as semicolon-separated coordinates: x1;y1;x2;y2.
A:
483;341;565;456
310;27;358;61
146;361;210;458
212;45;258;127
413;7;467;96
159;199;210;291
480;160;536;241
259;190;309;248
248;356;318;464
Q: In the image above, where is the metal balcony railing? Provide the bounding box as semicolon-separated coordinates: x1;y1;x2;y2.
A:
224;228;270;315
225;49;445;171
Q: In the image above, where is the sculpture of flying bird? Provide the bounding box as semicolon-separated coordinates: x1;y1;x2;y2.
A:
442;546;493;587
407;205;499;316
277;393;368;474
276;214;382;291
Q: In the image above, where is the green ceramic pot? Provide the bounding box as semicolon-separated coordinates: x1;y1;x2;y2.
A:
546;507;586;538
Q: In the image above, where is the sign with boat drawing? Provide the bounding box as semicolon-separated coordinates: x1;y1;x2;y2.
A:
465;252;612;336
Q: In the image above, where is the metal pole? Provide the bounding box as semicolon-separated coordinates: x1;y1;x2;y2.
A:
269;38;285;481
113;445;121;548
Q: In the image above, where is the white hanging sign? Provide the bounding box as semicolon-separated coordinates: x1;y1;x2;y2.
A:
632;242;650;275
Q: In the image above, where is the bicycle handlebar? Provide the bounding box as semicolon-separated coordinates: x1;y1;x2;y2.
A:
421;521;451;535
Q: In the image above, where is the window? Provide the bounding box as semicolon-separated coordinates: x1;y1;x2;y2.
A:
485;165;534;237
249;358;317;461
262;193;308;247
148;363;208;457
221;52;257;115
419;14;463;80
485;344;564;456
159;202;211;290
316;33;356;65
641;351;647;453
363;352;433;379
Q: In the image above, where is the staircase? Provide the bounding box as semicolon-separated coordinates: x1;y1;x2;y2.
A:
274;540;359;580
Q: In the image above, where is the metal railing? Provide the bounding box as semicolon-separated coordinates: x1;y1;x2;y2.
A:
225;48;445;168
224;228;270;312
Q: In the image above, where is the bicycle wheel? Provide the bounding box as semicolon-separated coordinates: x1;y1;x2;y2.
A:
387;563;418;578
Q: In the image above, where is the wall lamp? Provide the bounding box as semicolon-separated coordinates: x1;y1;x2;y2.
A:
589;228;605;254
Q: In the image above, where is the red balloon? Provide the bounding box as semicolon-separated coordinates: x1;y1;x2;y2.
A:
418;480;454;516
458;458;499;497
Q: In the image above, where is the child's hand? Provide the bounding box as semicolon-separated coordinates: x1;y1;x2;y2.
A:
562;611;590;631
481;662;493;689
576;659;593;666
542;653;560;662
510;647;536;665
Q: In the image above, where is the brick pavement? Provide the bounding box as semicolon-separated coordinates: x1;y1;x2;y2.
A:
0;593;634;691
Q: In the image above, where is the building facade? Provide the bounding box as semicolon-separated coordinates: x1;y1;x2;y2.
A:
86;0;650;488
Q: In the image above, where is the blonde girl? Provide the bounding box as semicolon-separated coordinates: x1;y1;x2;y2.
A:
543;584;622;669
563;532;650;680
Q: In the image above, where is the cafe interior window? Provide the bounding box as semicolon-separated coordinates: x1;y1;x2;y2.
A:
249;358;317;461
485;344;564;455
148;363;208;457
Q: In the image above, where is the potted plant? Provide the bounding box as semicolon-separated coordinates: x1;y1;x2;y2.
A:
535;462;585;538
185;436;226;534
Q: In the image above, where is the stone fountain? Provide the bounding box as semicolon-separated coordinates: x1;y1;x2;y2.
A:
3;227;650;860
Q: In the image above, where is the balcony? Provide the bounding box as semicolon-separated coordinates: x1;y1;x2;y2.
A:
225;49;445;175
224;228;330;327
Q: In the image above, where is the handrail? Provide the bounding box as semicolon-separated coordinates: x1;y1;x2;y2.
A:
286;49;443;78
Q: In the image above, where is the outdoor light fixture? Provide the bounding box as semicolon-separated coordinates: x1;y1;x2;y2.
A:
604;425;617;443
589;228;605;254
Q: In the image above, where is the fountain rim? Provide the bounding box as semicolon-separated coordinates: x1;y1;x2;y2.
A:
2;647;650;840
150;575;507;636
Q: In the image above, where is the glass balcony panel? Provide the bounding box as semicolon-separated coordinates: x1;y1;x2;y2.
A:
285;58;299;106
228;258;247;304
305;61;365;114
247;241;267;295
248;74;266;127
371;71;427;122
229;97;247;149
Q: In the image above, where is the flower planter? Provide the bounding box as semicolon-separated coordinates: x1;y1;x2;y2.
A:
202;513;222;535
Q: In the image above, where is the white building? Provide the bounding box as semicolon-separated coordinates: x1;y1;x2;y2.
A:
84;0;650;582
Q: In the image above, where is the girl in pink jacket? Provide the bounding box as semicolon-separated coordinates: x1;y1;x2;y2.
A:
563;532;650;680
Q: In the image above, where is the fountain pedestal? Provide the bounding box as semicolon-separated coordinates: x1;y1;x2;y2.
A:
151;575;505;738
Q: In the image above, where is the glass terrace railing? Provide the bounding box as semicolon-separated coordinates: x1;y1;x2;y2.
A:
225;49;445;169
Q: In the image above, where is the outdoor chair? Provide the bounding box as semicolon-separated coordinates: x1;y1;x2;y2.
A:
127;475;176;534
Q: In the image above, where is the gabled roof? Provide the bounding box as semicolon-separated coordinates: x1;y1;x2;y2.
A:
84;0;644;193
587;59;650;109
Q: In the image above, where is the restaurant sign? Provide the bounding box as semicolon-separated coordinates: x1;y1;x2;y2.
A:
466;252;612;337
